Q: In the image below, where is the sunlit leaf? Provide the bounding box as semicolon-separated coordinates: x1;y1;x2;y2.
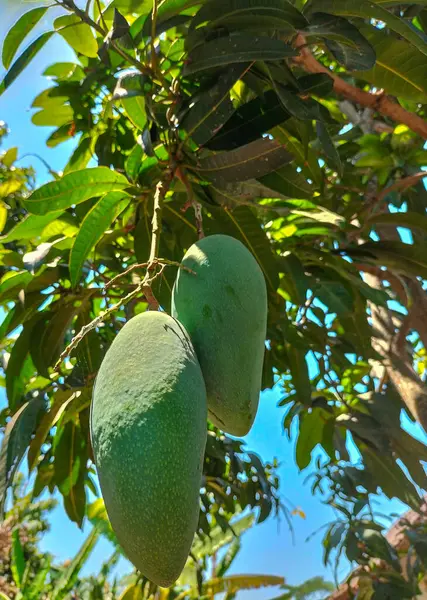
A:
69;192;130;287
2;7;49;69
24;167;130;215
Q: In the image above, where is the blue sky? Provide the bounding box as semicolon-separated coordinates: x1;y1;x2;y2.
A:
0;2;422;597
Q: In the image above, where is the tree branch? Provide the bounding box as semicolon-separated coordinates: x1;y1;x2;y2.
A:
364;271;427;431
293;35;427;139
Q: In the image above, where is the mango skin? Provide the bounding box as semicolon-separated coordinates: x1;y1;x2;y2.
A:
172;234;267;437
90;311;207;587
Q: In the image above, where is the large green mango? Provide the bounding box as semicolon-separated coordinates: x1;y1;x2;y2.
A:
90;311;207;587
172;234;267;436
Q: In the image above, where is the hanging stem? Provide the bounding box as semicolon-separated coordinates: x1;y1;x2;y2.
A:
149;179;166;263
54;169;176;372
151;0;159;74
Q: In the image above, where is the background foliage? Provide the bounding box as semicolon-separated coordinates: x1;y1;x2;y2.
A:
2;0;427;597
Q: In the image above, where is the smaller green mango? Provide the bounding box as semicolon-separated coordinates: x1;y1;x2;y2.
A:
172;234;267;436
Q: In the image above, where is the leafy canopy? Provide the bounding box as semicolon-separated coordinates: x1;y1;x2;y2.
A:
1;0;427;596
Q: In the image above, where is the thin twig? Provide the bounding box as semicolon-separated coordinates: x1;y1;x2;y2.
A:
54;170;176;371
150;181;166;262
374;171;427;207
60;0;152;76
151;0;159;74
95;0;108;32
105;258;195;290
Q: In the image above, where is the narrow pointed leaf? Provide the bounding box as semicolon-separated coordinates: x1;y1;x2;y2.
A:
182;64;248;146
304;0;427;57
190;0;308;31
0;397;45;516
206;90;291;151
69;192;130;287
184;32;297;75
24;168;130;215
296;409;328;470
51;528;99;599
306;12;376;70
354;25;427;102
194;138;293;184
0;32;54;96
11;530;25;587
2;7;48;69
316;122;342;176
28;390;77;472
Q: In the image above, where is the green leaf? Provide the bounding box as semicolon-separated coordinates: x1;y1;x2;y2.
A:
70;192;130;287
33;86;72;109
87;498;119;545
25;561;51;600
0;32;54;96
273;82;331;121
216;539;241;578
354;25;427;102
30;301;82;376
288;346;312;405
43;62;85;80
312;270;354;314
207;90;291;151
114;73;147;131
140;0;208;38
24;167;130;215
64;469;86;528
192;514;255;559
0;397;45;516
367;211;427;234
119;585;144;600
125;143;144;181
316;122;342;176
296;409;328;471
273;125;322;186
194;138;293;184
28;390;77;472
361;445;421;510
203;574;285;596
0;178;22;198
53;421;85;496
51;528;99;600
54;14;98;58
182;64;248;146
46;125;74;148
259;164;315;199
280;254;309;304
32;104;74;127
1;146;18;167
2;7;49;69
190;0;308;31
184;32;297;75
304;0;427;57
5;324;36;408
64;136;95;174
11;529;25;587
344;241;427;279
306;12;376;70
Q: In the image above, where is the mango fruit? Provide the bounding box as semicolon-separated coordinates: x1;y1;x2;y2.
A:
172;234;267;436
90;311;207;587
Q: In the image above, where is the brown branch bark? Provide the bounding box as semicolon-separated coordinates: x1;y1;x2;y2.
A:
364;272;427;431
293;35;427;139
